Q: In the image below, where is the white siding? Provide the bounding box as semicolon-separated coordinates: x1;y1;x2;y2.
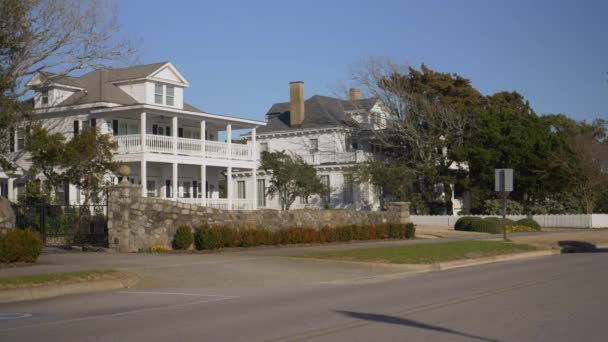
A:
118;82;146;103
144;81;184;109
152;66;181;82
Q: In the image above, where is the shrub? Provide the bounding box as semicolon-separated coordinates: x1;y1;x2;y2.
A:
506;225;538;233
515;218;541;231
454;216;483;231
195;224;222;250
0;229;43;263
172;225;193;250
465;217;515;234
150;244;166;253
404;222;416;239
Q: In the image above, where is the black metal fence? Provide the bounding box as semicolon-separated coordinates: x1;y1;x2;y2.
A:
14;201;108;246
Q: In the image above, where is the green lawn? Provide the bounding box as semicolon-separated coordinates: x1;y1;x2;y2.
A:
295;240;537;264
0;270;119;289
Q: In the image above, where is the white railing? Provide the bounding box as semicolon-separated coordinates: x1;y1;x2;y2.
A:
175;197;256;210
177;137;203;155
114;134;141;154
205;140;229;159
410;214;608;229
146;135;174;154
112;135;254;161
301;151;374;165
231;143;252;160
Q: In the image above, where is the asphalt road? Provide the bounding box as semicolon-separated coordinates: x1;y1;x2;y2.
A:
1;251;607;341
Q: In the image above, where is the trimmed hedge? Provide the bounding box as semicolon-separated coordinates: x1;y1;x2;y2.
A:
0;229;43;263
194;222;416;250
515;218;541;231
172;225;194;250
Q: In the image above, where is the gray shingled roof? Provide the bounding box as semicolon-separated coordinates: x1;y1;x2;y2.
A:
257;95;377;133
40;62;170;106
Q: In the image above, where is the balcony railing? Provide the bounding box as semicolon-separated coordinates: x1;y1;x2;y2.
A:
301;151;374;165
112;134;255;161
176;198;256;210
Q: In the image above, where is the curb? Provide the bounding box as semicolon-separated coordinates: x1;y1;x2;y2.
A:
0;273;139;304
432;249;560;271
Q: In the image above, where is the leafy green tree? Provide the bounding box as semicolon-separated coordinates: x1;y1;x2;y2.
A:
260;150;324;210
63;128;118;206
25;124;67;194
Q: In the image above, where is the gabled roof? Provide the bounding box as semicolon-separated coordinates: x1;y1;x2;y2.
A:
257;95;377;134
28;62;189;107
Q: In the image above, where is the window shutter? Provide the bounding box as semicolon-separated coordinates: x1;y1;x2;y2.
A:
165;180;171;198
152;124;158;135
193;181;198;198
9;128;15;152
90;118;96;128
73;120;79;136
112;120;118;135
178;128;184;138
166;127;171;136
64;181;70;204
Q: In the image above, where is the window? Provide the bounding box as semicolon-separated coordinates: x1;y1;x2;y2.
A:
82;119;90;129
9;128;15;152
310;138;319;152
158;126;164;135
237;180;246;199
257;179;266;207
320;175;330;204
146;180;157;197
154;83;163;104
41;90;49;106
166;86;174;106
343;174;354;204
260;142;268;153
73;120;79;136
16;128;25;151
182;181;191;198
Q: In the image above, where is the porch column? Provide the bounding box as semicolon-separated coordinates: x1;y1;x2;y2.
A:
7;178;14;202
201;164;206;206
227;166;232;209
172;162;178;200
226;124;232;159
141;159;147;197
140;112;146;152
172;116;178;154
200;120;206;157
251;128;257;209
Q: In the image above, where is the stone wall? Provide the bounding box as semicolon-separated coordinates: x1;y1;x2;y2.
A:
108;184;410;252
0;197;16;233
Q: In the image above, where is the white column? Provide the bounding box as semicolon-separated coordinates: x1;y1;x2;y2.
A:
140;112;146;152
226;124;232;159
251;127;257;161
7;178;14;202
251;127;258;210
227;166;232;209
141;159;147;197
252;169;257;210
172;116;178;154
200;120;206;157
172;162;178;200
201;164;206;206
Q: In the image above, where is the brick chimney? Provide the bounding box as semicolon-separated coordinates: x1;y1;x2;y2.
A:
289;81;304;128
349;87;361;101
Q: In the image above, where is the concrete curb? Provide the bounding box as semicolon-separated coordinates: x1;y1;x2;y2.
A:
0;273;139;304
432;249;560;271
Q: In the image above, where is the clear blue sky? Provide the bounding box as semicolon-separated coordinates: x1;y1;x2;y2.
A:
119;0;607;122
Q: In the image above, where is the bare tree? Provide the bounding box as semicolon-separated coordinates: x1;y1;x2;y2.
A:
0;0;138;168
553;135;608;214
350;57;468;210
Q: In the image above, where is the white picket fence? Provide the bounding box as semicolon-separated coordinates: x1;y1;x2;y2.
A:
411;214;608;229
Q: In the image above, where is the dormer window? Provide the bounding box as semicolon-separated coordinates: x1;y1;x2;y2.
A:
166;86;174;106
41;89;49;106
154;83;163;104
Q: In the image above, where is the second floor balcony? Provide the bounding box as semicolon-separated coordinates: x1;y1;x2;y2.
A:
113;134;255;161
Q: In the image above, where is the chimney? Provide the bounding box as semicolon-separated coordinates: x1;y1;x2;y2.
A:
349;87;361;101
289;81;305;128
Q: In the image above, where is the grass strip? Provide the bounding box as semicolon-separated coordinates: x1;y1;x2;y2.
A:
0;270;119;289
295;240;537;264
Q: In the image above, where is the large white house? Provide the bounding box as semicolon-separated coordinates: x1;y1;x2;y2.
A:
0;62;265;210
237;82;388;210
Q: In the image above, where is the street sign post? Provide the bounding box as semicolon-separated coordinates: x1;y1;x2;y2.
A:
495;169;513;241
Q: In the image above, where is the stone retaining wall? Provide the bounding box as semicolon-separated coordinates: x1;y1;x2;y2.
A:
108;184;410;252
0;197;16;233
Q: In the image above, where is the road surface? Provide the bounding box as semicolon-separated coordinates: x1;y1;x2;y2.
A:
1;251;607;341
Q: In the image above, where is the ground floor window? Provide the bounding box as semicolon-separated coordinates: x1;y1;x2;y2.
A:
257;179;265;207
237;180;246;199
147;180;157;197
343;174;354;204
320;175;330;205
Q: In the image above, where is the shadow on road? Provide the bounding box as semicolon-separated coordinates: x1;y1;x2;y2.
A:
558;241;608;254
335;310;501;342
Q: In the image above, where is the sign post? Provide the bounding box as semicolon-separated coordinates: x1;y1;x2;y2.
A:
495;169;513;241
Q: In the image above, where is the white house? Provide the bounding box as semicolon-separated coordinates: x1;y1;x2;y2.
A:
0;62;265;210
236;82;389;210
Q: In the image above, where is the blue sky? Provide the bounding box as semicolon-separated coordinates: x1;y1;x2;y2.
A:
119;0;607;122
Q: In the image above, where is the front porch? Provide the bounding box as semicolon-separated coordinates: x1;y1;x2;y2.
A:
120;161;258;211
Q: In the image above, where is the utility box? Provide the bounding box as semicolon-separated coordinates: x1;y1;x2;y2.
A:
495;169;513;192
